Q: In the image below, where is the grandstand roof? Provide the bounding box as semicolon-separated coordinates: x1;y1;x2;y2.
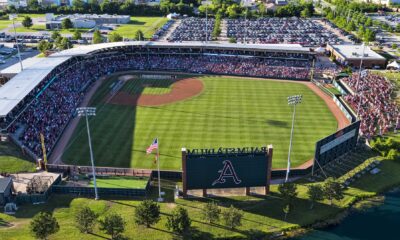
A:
54;42;311;57
0;56;69;117
0;42;311;117
329;44;385;60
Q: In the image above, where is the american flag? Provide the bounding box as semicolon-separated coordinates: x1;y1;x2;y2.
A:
146;138;158;154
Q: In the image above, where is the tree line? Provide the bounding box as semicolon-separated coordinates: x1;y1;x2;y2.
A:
3;0;317;19
29;177;347;240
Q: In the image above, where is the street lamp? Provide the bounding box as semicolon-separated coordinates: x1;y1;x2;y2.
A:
9;14;23;71
285;95;302;182
202;1;212;43
76;107;99;200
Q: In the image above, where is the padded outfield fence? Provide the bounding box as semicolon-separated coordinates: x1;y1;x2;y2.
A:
51;180;151;197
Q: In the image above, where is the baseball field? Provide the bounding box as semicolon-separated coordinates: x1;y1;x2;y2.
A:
61;74;338;170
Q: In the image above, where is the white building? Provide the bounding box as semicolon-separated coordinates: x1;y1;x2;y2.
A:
365;0;400;5
46;14;130;29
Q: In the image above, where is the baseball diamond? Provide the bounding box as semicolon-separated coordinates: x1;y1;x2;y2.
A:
60;74;339;170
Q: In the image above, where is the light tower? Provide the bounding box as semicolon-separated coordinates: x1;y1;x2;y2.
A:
76;107;98;200
285;95;302;182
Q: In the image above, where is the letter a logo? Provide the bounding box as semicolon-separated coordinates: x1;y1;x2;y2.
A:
212;160;242;186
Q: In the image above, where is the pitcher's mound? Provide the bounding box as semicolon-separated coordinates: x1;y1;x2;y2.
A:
109;78;204;106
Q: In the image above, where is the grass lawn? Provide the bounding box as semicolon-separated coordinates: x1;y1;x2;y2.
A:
0;141;36;173
14;25;46;32
1;154;400;240
62;75;337;170
111;17;168;39
14;25;89;34
89;176;149;189
0;20;11;30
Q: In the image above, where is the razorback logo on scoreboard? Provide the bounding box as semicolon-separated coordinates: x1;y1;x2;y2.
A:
212;160;242;186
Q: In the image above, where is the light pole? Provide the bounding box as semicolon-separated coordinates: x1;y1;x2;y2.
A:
9;14;23;71
202;1;211;43
285;95;302;182
76;107;99;200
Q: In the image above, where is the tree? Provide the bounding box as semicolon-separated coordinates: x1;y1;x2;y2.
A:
22;16;33;29
38;40;52;54
134;29;144;41
307;184;324;209
392;43;398;49
51;31;61;41
59;37;72;50
365;17;373;27
258;3;266;17
396;23;400;33
222;205;243;229
202;202;221;223
61;18;73;29
278;182;298;206
92;30;103;44
75;207;97;233
73;29;82;40
99;213;125;240
300;8;312;18
30;212;60;240
357;25;365;39
134;200;160;228
166;206;191;234
387;149;400;161
364;29;375;42
283;204;290;221
323;178;344;205
108;32;123;42
229;37;237;43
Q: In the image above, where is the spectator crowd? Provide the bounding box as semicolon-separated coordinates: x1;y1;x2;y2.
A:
169;17;214;42
342;72;400;138
227;17;341;46
9;53;311;157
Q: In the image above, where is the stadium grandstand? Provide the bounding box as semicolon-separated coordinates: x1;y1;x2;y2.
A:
0;42;315;161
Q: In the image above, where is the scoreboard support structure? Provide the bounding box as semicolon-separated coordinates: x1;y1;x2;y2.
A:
182;145;273;198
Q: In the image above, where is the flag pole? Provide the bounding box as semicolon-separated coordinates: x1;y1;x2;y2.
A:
157;138;163;202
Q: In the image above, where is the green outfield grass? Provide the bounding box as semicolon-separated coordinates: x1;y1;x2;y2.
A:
0;142;36;173
62;75;337;170
89;176;149;189
111;17;168;39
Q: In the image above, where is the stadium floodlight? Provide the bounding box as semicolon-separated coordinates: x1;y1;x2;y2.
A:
9;14;23;71
76;107;99;200
202;1;212;43
285;95;302;182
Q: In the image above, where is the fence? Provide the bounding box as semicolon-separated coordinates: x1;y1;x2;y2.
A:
46;164;152;177
51;180;151;197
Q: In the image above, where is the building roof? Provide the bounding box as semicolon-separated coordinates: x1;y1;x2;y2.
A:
0;55;69;117
0;57;45;75
0;177;12;193
0;42;311;118
330;44;385;61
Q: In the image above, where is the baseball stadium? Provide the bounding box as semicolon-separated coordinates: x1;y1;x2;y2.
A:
1;41;400;240
0;42;349;172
